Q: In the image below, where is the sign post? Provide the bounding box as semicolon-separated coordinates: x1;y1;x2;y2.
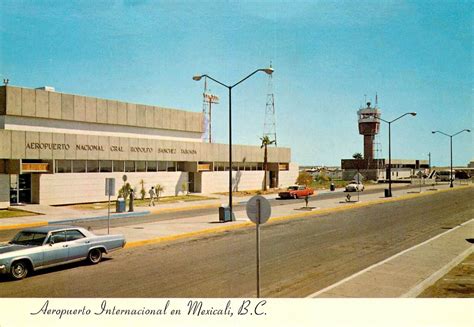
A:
416;170;423;193
354;172;364;202
246;195;271;298
105;178;115;234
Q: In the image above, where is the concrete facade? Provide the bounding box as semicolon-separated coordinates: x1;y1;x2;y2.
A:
0;175;9;208
3;86;203;132
36;172;188;205
0;86;296;208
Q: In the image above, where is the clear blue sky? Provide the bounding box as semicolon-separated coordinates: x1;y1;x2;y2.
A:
1;0;472;166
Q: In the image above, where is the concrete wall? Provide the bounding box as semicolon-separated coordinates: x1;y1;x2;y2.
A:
200;171;265;194
0;174;9;209
37;172;188;205
3;115;202;142
0;129;291;164
3;86;203;133
200;163;299;194
277;163;299;188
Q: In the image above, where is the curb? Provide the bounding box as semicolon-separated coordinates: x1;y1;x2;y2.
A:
306;218;474;298
1;185;470;234
401;246;474;298
124;185;472;249
49;210;151;225
0;211;151;231
0;221;49;231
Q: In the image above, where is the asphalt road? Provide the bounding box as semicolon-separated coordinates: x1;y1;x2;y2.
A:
0;183;426;241
1;187;472;297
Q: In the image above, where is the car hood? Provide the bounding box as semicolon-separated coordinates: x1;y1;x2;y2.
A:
0;243;35;254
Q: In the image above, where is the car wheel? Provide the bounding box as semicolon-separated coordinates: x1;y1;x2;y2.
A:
11;261;29;280
88;248;103;264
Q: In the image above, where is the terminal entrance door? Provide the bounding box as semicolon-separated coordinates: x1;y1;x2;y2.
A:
269;171;278;188
10;174;32;204
188;173;201;193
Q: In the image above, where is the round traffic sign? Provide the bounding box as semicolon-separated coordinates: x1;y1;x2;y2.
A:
246;195;271;224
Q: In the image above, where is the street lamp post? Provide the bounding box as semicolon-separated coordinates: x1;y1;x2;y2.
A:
193;67;274;218
379;112;417;197
432;129;471;188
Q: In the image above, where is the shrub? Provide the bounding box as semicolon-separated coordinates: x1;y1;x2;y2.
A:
296;171;313;186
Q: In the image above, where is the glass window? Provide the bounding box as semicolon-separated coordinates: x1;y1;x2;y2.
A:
136;161;146;172
158;161;167;171
100;160;112;172
167;161;176;172
177;162;185;171
72;160;86;173
113;161;124;172
50;231;67;244
56;160;71;173
125;161;135;172
12;231;47;246
66;230;85;241
147;161;157;172
87;160;99;173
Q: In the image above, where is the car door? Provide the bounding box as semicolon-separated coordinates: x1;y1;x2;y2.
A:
65;229;90;260
42;231;69;266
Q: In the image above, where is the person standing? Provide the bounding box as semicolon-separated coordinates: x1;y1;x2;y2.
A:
149;186;156;206
129;188;135;212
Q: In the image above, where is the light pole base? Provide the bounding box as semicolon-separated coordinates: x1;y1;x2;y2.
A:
384;189;392;197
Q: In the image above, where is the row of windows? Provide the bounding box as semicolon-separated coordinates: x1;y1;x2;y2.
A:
56;160;182;173
214;162;264;171
55;160;267;173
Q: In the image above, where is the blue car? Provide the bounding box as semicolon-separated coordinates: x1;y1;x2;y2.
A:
0;225;126;280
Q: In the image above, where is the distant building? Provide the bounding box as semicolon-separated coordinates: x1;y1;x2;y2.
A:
341;100;428;181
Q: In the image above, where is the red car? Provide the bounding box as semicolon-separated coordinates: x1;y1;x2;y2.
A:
278;185;314;199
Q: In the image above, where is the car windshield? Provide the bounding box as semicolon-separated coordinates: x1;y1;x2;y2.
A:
11;231;48;246
288;186;298;190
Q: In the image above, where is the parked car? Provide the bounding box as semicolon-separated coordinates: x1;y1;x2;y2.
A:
0;226;126;280
278;185;314;199
345;181;364;192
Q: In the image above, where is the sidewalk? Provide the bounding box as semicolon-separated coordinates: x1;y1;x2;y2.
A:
0;182;429;229
1;183;472;297
308;219;473;298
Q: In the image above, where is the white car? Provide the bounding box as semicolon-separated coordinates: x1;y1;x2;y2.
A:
345;181;364;192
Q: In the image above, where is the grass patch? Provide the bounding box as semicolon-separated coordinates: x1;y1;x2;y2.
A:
310;180;347;190
67;194;217;210
0;209;38;219
215;189;280;196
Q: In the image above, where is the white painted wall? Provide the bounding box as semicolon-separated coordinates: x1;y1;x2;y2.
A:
277;163;299;188
200;171;264;194
4;116;202;142
38;172;188;205
0;175;9;209
200;163;299;194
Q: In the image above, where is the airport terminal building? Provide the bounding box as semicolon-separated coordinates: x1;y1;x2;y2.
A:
0;86;297;208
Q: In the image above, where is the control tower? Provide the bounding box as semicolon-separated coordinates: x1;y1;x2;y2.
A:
357;101;381;160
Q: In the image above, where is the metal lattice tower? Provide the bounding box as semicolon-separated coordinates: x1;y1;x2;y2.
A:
201;77;219;143
374;134;383;166
263;65;277;145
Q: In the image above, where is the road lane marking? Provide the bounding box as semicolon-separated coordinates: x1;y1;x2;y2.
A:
400;246;474;298
306;218;474;298
123;186;472;248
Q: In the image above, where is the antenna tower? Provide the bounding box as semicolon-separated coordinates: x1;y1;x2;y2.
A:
263;64;277;145
201;77;219;143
